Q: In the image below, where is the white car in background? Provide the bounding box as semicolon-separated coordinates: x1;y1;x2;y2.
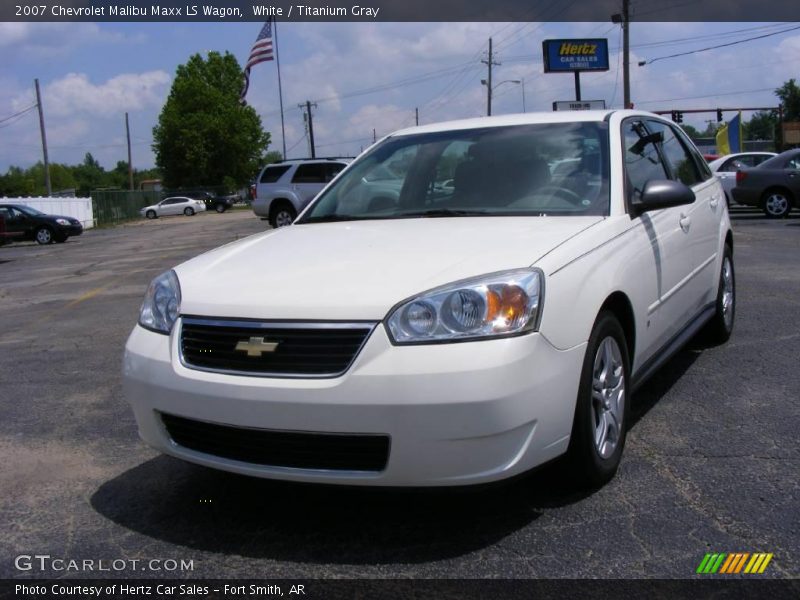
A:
124;110;734;489
708;152;776;205
140;196;207;219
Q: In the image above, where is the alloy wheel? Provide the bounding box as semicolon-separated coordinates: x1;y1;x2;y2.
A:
591;336;625;459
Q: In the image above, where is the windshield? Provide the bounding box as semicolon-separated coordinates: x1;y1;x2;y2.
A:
298;122;610;223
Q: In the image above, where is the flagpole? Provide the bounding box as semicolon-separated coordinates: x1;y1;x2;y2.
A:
274;17;287;158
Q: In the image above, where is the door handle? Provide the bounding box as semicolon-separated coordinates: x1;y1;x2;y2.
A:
710;197;719;209
679;213;691;232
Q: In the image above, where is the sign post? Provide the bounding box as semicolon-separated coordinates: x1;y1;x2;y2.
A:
542;39;610;103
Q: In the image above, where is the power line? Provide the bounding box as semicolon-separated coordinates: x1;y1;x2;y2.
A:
0;104;37;125
639;25;800;65
635;87;778;105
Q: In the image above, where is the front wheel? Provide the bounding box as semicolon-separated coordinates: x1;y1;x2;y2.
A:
566;312;630;488
703;244;735;344
184;207;195;216
762;190;791;218
35;226;53;245
215;203;226;213
146;210;157;219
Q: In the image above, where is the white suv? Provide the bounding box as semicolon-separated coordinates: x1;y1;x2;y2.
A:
252;158;349;228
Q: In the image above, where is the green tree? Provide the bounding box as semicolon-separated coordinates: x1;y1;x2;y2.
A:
680;124;701;139
775;79;800;121
745;111;778;141
152;51;271;188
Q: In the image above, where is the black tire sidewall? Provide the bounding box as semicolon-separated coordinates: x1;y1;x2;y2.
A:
568;311;631;486
146;210;156;219
707;244;735;342
184;208;194;216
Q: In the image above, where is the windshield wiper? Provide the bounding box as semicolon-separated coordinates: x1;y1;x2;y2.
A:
396;208;493;218
299;214;372;223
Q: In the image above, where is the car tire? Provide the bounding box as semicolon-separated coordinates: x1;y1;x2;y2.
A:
215;204;226;213
702;244;735;344
184;207;195;216
566;311;630;488
35;226;54;245
761;189;792;218
269;203;296;228
146;210;157;219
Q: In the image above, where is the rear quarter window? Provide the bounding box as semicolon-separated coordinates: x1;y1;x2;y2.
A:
260;165;291;184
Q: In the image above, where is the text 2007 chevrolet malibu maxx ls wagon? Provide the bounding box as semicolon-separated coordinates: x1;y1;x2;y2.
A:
124;110;734;488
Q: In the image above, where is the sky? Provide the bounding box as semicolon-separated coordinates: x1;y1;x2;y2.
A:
1;19;799;173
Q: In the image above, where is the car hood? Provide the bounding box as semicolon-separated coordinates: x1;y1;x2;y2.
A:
176;217;603;320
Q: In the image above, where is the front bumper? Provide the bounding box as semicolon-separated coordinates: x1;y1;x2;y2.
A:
123;321;585;486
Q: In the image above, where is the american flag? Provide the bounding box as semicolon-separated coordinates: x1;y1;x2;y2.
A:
240;19;274;104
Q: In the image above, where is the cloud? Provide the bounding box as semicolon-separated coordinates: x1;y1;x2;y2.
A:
17;71;171;118
0;23;145;56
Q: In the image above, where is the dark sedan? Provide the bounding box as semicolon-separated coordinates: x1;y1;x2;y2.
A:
0;204;84;244
731;148;800;218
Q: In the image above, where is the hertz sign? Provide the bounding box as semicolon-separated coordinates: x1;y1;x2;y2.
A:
542;38;610;73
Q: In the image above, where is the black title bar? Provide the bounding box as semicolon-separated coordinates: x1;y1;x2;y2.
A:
2;0;800;22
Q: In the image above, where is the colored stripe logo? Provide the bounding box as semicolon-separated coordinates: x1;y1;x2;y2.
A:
697;553;773;574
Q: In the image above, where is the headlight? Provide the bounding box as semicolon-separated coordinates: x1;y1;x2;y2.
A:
386;268;544;344
138;270;181;334
56;218;70;226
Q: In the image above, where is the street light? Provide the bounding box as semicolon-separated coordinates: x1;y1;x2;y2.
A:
481;79;521;115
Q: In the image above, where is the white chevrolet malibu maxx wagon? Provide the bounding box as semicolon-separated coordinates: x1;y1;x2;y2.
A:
124;110;734;488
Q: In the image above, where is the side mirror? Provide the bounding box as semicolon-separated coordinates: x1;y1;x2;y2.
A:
632;179;695;215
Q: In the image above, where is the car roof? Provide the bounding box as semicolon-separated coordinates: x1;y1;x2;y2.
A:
760;148;800;168
390;109;659;137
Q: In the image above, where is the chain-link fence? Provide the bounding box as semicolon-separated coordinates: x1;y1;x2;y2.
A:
91;190;161;226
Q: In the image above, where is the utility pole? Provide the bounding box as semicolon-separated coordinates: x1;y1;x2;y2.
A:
299;101;317;158
372;128;376;143
34;78;51;196
521;78;526;113
611;0;631;108
481;37;500;116
125;112;134;191
622;0;631;108
415;107;419;126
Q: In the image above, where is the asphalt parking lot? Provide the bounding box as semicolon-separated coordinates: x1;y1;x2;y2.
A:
0;207;798;580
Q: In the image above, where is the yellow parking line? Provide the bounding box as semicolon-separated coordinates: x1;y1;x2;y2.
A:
64;286;108;309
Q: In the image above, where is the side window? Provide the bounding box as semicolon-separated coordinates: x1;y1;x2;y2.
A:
647;120;703;186
786;157;800;170
752;155;772;167
260;165;290;183
720;157;748;172
623;120;668;205
292;164;326;184
324;163;345;182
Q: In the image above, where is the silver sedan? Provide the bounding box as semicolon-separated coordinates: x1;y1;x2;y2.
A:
141;197;207;219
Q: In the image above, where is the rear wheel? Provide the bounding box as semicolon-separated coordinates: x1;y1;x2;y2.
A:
269;203;296;228
762;189;792;218
184;207;195;216
35;226;53;245
566;311;630;488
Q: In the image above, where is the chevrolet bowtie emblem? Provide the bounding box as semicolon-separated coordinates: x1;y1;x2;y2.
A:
235;336;280;357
